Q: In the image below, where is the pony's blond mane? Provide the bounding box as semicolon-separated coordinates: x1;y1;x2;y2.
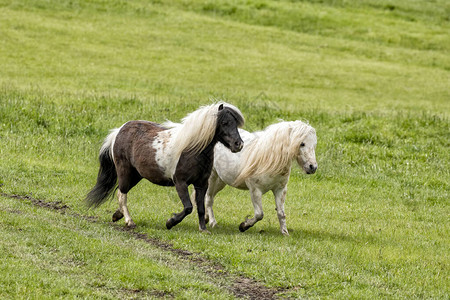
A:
234;121;314;185
164;102;244;177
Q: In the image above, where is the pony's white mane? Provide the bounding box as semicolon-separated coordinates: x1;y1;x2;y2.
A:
163;102;244;177
234;121;314;185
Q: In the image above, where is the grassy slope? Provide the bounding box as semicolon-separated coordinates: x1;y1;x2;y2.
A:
0;0;449;298
0;195;235;299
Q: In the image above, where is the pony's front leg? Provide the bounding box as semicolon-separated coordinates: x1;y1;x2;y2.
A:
194;186;209;233
114;190;136;228
204;192;216;228
166;182;193;230
205;171;226;228
239;186;263;232
273;186;289;236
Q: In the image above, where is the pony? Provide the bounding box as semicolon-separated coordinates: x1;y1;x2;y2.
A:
204;120;317;235
85;102;245;233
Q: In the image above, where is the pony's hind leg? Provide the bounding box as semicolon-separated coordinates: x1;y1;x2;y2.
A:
114;163;141;228
112;190;125;222
273;186;289;236
239;186;263;232
112;205;124;222
116;190;136;228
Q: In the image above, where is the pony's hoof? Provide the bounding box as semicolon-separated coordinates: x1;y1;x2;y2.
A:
200;229;211;234
282;231;290;236
126;221;136;229
239;222;249;232
112;210;124;222
209;220;217;228
166;218;175;230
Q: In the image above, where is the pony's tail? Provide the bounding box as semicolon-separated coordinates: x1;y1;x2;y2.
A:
85;129;120;208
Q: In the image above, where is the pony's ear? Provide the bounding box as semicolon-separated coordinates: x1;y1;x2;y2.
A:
218;104;224;111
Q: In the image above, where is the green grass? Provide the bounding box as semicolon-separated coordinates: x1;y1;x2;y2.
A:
0;195;235;299
0;0;449;298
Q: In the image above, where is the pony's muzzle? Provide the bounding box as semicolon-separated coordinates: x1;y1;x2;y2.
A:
231;140;244;153
306;164;317;174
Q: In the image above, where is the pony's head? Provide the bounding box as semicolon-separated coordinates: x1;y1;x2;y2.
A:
294;126;318;174
233;120;317;186
216;103;245;153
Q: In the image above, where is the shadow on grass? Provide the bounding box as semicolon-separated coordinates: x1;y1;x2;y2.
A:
93;206;376;247
135;218;366;245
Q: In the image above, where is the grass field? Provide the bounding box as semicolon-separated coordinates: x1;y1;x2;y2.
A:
0;0;449;298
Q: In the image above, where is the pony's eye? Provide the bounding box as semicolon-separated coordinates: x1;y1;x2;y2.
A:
222;121;229;126
300;143;305;147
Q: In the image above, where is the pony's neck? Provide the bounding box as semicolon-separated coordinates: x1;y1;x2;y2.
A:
200;136;218;158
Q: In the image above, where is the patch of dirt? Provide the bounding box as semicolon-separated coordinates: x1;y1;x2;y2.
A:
1;192;98;222
2;192;281;299
2;193;69;211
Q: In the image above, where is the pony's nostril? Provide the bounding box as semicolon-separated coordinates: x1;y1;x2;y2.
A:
308;165;317;173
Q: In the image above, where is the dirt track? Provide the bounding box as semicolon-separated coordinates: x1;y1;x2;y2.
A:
2;192;281;299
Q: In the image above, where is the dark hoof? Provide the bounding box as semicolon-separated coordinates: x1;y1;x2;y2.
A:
112;210;124;222
166;218;175;230
239;222;249;232
126;222;136;229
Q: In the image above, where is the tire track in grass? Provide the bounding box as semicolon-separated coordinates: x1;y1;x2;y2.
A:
1;192;280;299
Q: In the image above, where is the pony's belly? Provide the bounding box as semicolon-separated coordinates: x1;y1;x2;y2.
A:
145;176;174;187
134;161;173;186
248;174;289;193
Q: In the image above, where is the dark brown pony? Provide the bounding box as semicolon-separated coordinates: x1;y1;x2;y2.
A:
85;103;244;232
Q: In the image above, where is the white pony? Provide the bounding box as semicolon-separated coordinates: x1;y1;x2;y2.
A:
205;120;317;235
